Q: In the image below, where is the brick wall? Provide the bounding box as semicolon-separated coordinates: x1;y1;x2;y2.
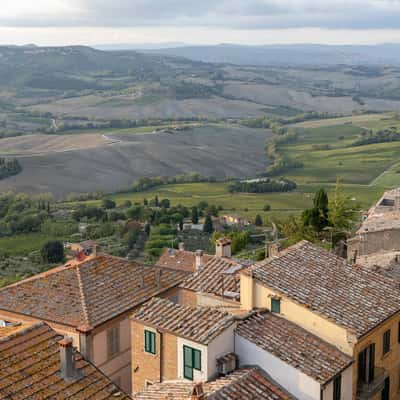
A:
177;288;197;306
131;321;178;394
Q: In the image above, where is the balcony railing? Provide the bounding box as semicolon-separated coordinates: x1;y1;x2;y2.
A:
357;367;388;400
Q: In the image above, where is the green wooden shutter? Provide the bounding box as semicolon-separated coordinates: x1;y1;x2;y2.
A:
183;346;193;380
144;330;156;354
271;298;281;313
193;348;201;371
333;375;341;400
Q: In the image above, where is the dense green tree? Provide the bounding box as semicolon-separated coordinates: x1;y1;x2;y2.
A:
302;188;329;232
255;214;263;226
102;198;116;209
203;214;214;234
160;199;170;209
41;240;64;264
191;207;199;224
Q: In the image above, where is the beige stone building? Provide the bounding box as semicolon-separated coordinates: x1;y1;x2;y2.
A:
240;240;400;400
347;188;400;268
0;254;187;393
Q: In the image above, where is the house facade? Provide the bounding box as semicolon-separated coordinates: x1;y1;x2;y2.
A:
130;297;236;393
240;240;400;400
0;254;187;393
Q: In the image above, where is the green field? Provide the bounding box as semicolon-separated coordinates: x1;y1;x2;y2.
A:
106;182;383;222
0;234;59;256
100;113;400;221
280;122;400;187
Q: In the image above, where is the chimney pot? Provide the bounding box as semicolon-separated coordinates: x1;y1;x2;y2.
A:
195;250;204;271
190;382;205;399
216;238;232;258
59;336;77;381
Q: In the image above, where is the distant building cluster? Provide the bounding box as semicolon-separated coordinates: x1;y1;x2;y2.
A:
2;190;400;399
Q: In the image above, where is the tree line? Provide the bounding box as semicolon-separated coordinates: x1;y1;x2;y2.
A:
0;158;22;180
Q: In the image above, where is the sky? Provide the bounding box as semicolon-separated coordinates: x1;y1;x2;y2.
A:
2;0;400;46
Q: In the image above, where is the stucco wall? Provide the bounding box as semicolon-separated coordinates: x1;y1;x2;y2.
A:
93;317;132;393
235;333;321;400
207;324;236;379
353;311;400;400
235;334;320;400
240;275;353;355
177;337;208;381
322;365;353;400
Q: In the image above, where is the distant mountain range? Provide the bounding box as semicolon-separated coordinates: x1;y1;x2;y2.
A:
135;43;400;66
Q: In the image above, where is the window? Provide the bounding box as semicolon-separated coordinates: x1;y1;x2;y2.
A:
358;343;375;384
398;322;400;343
107;326;120;358
381;377;390;400
144;330;156;355
183;345;201;380
333;375;341;400
383;330;391;355
271;298;281;314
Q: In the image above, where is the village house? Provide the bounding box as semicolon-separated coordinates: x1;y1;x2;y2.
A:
0;254;187;393
0;321;132;399
130;297;237;393
157;239;249;311
235;311;353;400
347;188;400;269
132;366;296;400
220;214;251;227
240;240;400;400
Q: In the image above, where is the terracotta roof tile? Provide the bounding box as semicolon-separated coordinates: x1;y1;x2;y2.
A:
156;249;212;273
249;240;400;337
0;255;187;328
181;257;245;298
133;367;296;400
132;298;235;345
0;322;131;399
236;311;352;385
0;322;33;339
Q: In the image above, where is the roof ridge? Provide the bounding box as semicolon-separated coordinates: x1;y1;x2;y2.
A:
0;321;46;342
0;262;76;291
75;266;91;326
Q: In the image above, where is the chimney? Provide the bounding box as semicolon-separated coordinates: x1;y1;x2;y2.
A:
77;325;93;361
139;271;145;289
216;238;232;258
190;382;205;400
195;250;203;271
59;336;78;381
267;243;280;259
179;242;185;251
155;269;162;288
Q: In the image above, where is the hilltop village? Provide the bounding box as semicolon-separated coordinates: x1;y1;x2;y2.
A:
1;188;400;400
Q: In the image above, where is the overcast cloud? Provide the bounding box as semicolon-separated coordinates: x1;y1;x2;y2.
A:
2;0;400;45
2;0;400;29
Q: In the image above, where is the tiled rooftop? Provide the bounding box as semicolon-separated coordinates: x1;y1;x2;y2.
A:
132;297;235;345
0;322;131;399
156;248;212;273
236;311;352;385
0;322;33;339
133;367;295;400
0;254;187;329
248;240;400;337
181;256;245;299
356;188;400;233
